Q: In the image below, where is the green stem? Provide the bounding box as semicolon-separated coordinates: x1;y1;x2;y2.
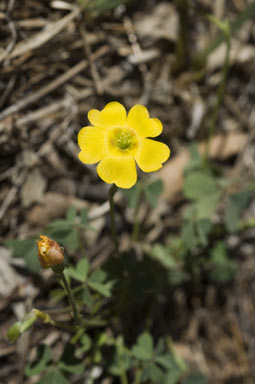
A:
52;320;78;332
120;370;129;384
131;190;142;242
108;184;119;253
205;21;231;161
59;271;80;324
33;309;78;332
118;354;129;384
77;229;87;258
193;3;255;67
134;367;142;384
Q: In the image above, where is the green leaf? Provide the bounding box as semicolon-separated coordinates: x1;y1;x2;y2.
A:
35;370;69;384
89;268;107;284
88;281;114;298
155;354;179;370
6;238;35;259
169;236;188;261
183;204;196;219
80;334;92;352
164;368;183;384
80;208;89;225
155;338;165;356
183;372;207;384
62;229;79;251
6;238;40;273
58;361;84;375
210;242;237;283
168;269;189;286
108;350;131;376
59;343;84;375
149;244;176;270
82;287;93;309
50;288;66;303
77;259;89;281
66;206;77;221
121;182;142;209
46;220;73;231
141;363;163;382
66;259;89;282
132;332;154;360
195;192;221;219
185;143;202;173
144;179;164;208
181;220;196;249
183;171;217;200
197;219;212;246
25;345;52;377
225;189;251;232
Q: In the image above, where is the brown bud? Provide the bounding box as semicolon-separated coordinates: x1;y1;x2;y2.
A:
37;235;64;268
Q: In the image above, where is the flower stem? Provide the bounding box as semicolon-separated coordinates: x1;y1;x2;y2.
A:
205;19;231;161
58;271;80;324
134;367;142;384
77;229;87;258
118;352;129;384
131;185;143;242
120;370;129;384
33;309;78;332
108;184;119;253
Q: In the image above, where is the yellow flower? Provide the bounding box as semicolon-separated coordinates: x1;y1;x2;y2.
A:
78;102;170;189
37;235;64;268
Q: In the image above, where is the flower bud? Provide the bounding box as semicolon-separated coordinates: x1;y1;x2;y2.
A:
7;322;21;342
7;312;37;342
32;309;51;324
37;235;64;268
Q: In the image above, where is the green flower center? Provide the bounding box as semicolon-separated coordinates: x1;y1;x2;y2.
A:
114;128;136;151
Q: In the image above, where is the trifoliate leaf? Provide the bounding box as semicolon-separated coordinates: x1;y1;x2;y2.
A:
25;345;52;377
35;370;69;384
225;189;251;232
183;171;217;200
132;332;154;360
144;179;164;208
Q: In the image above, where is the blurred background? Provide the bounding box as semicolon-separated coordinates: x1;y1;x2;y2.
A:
0;0;255;383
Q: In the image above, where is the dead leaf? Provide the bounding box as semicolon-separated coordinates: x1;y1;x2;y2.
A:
21;168;47;207
0;247;24;298
0;7;81;62
208;40;255;71
134;3;178;42
27;192;88;227
160;132;248;202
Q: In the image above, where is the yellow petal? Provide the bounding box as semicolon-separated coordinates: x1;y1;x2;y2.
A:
88;102;127;129
127;105;163;138
97;156;137;189
135;138;170;172
78;126;106;164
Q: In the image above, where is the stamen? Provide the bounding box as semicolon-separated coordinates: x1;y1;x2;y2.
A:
113;128;136;151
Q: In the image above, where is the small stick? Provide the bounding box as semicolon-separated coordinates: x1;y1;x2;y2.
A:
79;22;103;94
0;45;109;120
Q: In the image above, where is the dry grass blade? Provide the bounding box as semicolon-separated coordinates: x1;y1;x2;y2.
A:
0;6;81;62
0;46;109;121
